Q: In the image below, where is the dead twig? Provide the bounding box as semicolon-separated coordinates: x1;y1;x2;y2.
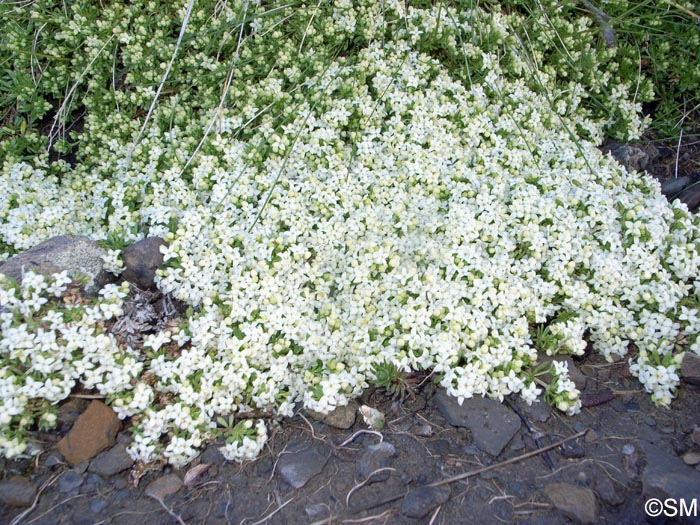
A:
339;430;383;448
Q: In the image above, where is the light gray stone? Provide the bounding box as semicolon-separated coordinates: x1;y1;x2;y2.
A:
0;235;111;295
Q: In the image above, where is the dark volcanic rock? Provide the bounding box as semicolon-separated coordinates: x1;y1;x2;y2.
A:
358;442;397;483
121;237;166;289
89;443;134;477
0;477;37;507
401;485;451;519
277;440;329;489
58;470;84;493
434;389;521;456
681;352;700;386
640;440;700;524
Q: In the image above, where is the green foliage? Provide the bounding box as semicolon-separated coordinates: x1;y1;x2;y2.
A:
370;360;415;400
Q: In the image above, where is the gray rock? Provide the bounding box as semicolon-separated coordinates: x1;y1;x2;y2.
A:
0;477;37;507
661;176;692;196
145;474;183;500
358;442;397;482
544;483;599;524
122;237;166;289
89;498;108;514
58;470;84;493
640;440;700;523
679;184;700;213
89;443;134;477
0;235;111;295
518;398;550;423
434;390;521;456
306;400;358;429
400;485;451;519
605;142;659;172
682;352;700;386
691;426;700;447
593;468;624;506
277;440;329;489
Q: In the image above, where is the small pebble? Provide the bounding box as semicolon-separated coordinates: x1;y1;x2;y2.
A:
585;430;599;443
90;498;108;514
644;416;657;427
682;451;700;466
58;470;84;493
413;424;433;437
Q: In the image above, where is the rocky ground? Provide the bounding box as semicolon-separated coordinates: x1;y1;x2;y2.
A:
1;136;700;525
1;357;700;525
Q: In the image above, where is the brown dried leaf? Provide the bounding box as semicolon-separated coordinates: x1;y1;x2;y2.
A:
184;463;211;487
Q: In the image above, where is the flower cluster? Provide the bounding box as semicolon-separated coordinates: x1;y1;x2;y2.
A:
0;272;130;457
0;1;698;466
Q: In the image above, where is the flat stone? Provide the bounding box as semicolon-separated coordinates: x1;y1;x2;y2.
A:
640;440;700;515
544;483;599;524
434;389;521;456
306;400;358;429
0;477;37;507
146;474;183;500
682;352;700;386
89;443;134;477
518;398;550;423
121;237;166;289
58;470;84;493
56;401;121;464
400;485;451;519
0;235;111;295
358;442;397;483
277;440;329;489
